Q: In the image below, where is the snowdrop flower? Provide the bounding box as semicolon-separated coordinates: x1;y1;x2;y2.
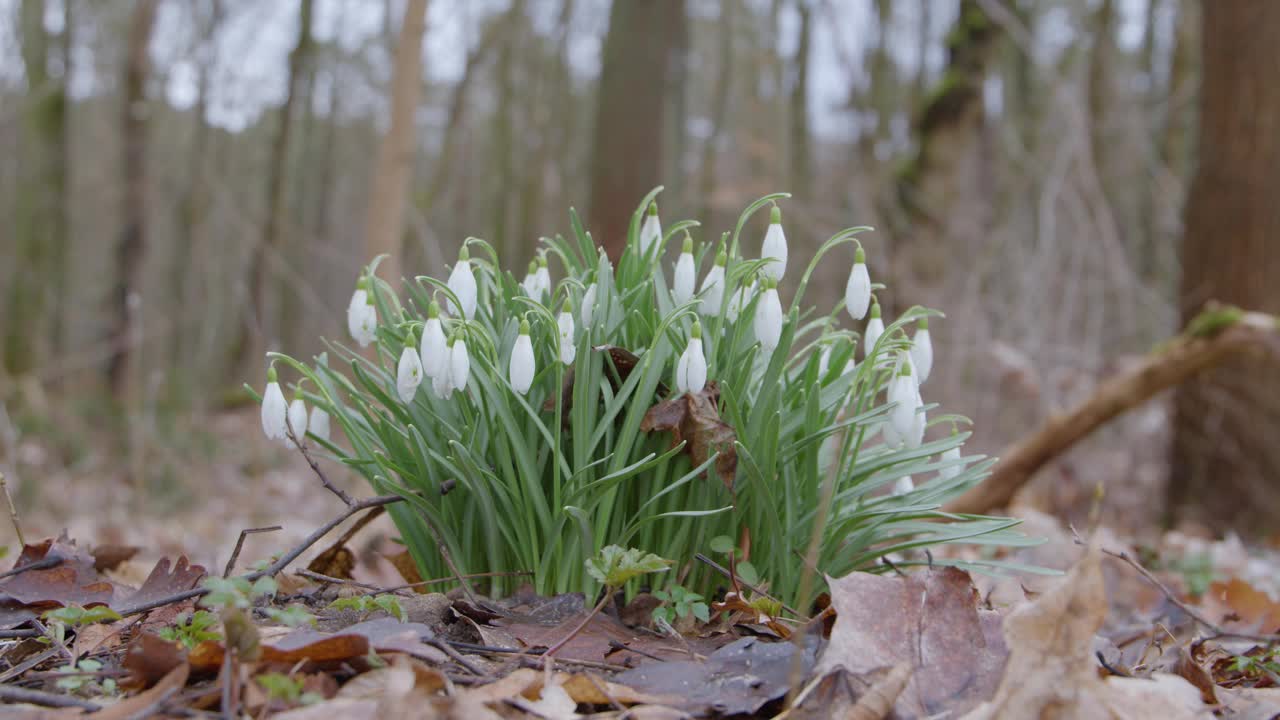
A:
287;389;308;443
863;301;884;359
447;246;477;320
534;254;551;299
557;301;576;365
419;301;447;378
431;345;454;399
397;330;424;403
450;334;471;392
521;260;538;297
760;204;788;281
911;318;933;384
260;366;288;442
673;234;696;305
845;247;871;320
938;444;963;481
676;321;707;394
892;475;915;496
727;280;755;323
581;283;598;328
887;359;921;448
509;319;535;394
346;277;369;343
309;406;330;443
700;248;726;315
817;344;831;377
640;202;662;256
754;277;783;351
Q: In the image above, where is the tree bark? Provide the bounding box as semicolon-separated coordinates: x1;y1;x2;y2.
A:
106;0;158;397
1168;1;1280;535
363;0;428;286
588;0;686;259
696;1;734;230
788;0;812;201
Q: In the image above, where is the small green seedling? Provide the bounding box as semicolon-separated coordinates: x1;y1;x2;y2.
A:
200;575;277;611
326;594;406;622
709;535;760;587
53;658;116;695
157;610;223;649
545;546;671;660
652;585;711;625
264;604;318;628
256;672;323;707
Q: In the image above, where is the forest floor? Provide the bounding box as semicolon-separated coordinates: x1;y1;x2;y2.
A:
3;409;1280;718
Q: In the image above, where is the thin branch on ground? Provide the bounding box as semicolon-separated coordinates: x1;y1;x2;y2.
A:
543;588;616;663
0;683;102;710
378;570;533;595
407;504;482;606
30;619;74;662
0;555;61;581
223;526;282;577
287;428;354;507
0;471;23;547
295;569;395;594
694;553;805;620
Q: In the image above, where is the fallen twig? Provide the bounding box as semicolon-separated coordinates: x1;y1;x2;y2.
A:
0;682;102;710
0;471;23;548
287;428;354;507
694;552;805;620
946;306;1280;514
0;555;61;581
222;525;282;577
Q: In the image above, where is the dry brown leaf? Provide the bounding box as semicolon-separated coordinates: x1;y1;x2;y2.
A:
816;566;1005;719
640;383;737;488
59;663;191;720
1203;577;1280;633
122;632;188;690
338;655;449;700
388;548;424;589
90;544;140;572
0;537;115;628
188;618;446;672
560;672;677;706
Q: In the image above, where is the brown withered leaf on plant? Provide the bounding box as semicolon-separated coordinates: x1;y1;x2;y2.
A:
640;381;737;488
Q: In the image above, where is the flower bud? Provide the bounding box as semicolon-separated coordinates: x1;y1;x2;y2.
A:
287;388;308;443
420;302;448;378
754;277;783;351
581;283;598;328
863;301;884;359
450;334;471;392
397;330;424;402
676;321;707;394
309;406;330;442
522;260;538;297
534;254;551;298
640;202;662;255
347;278;370;344
557;302;576;366
510;319;535;394
700;249;727;315
910;317;933;384
261;366;288;441
892;476;915;496
673;234;696;305
845;247;871;320
938;444;963;481
447;246;478;320
760;204;787;280
887;359;919;448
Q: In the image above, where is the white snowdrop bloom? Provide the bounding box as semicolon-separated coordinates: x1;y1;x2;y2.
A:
450;335;471;392
699;249;726;315
309;406;330;442
509;320;535;395
521;261;539;297
287;394;308;443
419;302;448;378
892;475;915;496
882;419;902;448
673;234;696;305
260;367;288;442
350;290;378;348
676;322;708;394
447;246;478;320
346;278;370;343
431;350;454;399
906;385;926;449
640;202;662;256
760;204;788;281
845;247;871;320
581;283;598;328
727;280;755;323
397;331;424;403
864;301;884;359
557;302;576;366
754;278;783;351
938;444;963;481
911;318;934;384
817;344;831;377
534;255;551;299
887;359;920;448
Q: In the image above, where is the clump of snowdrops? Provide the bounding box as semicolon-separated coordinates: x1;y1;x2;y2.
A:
257;190;1035;607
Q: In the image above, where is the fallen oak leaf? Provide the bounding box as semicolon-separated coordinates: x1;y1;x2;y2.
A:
640;382;737;489
0;537;114;627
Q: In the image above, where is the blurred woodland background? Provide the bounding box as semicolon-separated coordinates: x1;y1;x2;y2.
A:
0;0;1277;555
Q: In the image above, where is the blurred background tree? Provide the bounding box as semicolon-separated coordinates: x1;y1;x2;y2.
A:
0;0;1273;538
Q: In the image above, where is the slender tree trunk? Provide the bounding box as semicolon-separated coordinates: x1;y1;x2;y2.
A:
1168;1;1280;535
106;0;159;396
697;1;734;230
588;0;686;259
363;0;428;286
234;0;313;376
788;0;812;201
490;1;520;266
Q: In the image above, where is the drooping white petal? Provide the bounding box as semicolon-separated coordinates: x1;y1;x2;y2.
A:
352;302;378;348
447;259;478;320
676;337;706;394
817;345;831;377
287;398;308;441
673;252;696;305
906;387;926;449
699;264;725;315
887;363;919;446
754;286;783;351
760;221;788;281
892;475;915;495
534;266;551;299
640;213;662;255
420;316;447;378
308;407;330;442
727;281;755;323
432;359;453;399
911;326;934;384
845;262;871;320
581;283;598;328
397;346;424;402
522;272;538;298
557;312;576;365
864;315;884;359
346;288;368;343
938;445;963;481
509;332;535;395
261;381;288;441
881;419;902;448
450;338;471;392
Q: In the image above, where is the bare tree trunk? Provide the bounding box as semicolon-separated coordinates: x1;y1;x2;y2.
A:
490;1;521;266
362;0;428;286
788;0;812;200
233;0;313;376
588;0;686;259
106;0;158;397
696;1;734;230
1168;0;1280;535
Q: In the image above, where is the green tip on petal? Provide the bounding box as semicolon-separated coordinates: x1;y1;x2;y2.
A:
458;245;470;261
356;277;368;291
770;205;781;224
428;301;440;318
870;302;881;318
899;361;912;377
855;247;866;263
715;248;727;266
537;254;547;268
405;329;417;347
647;202;658;216
293;386;304;401
765;277;778;290
918;317;929;330
563;297;573;313
681;234;693;253
691;321;702;340
528;260;537;274
267;366;278;383
519;318;530;335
